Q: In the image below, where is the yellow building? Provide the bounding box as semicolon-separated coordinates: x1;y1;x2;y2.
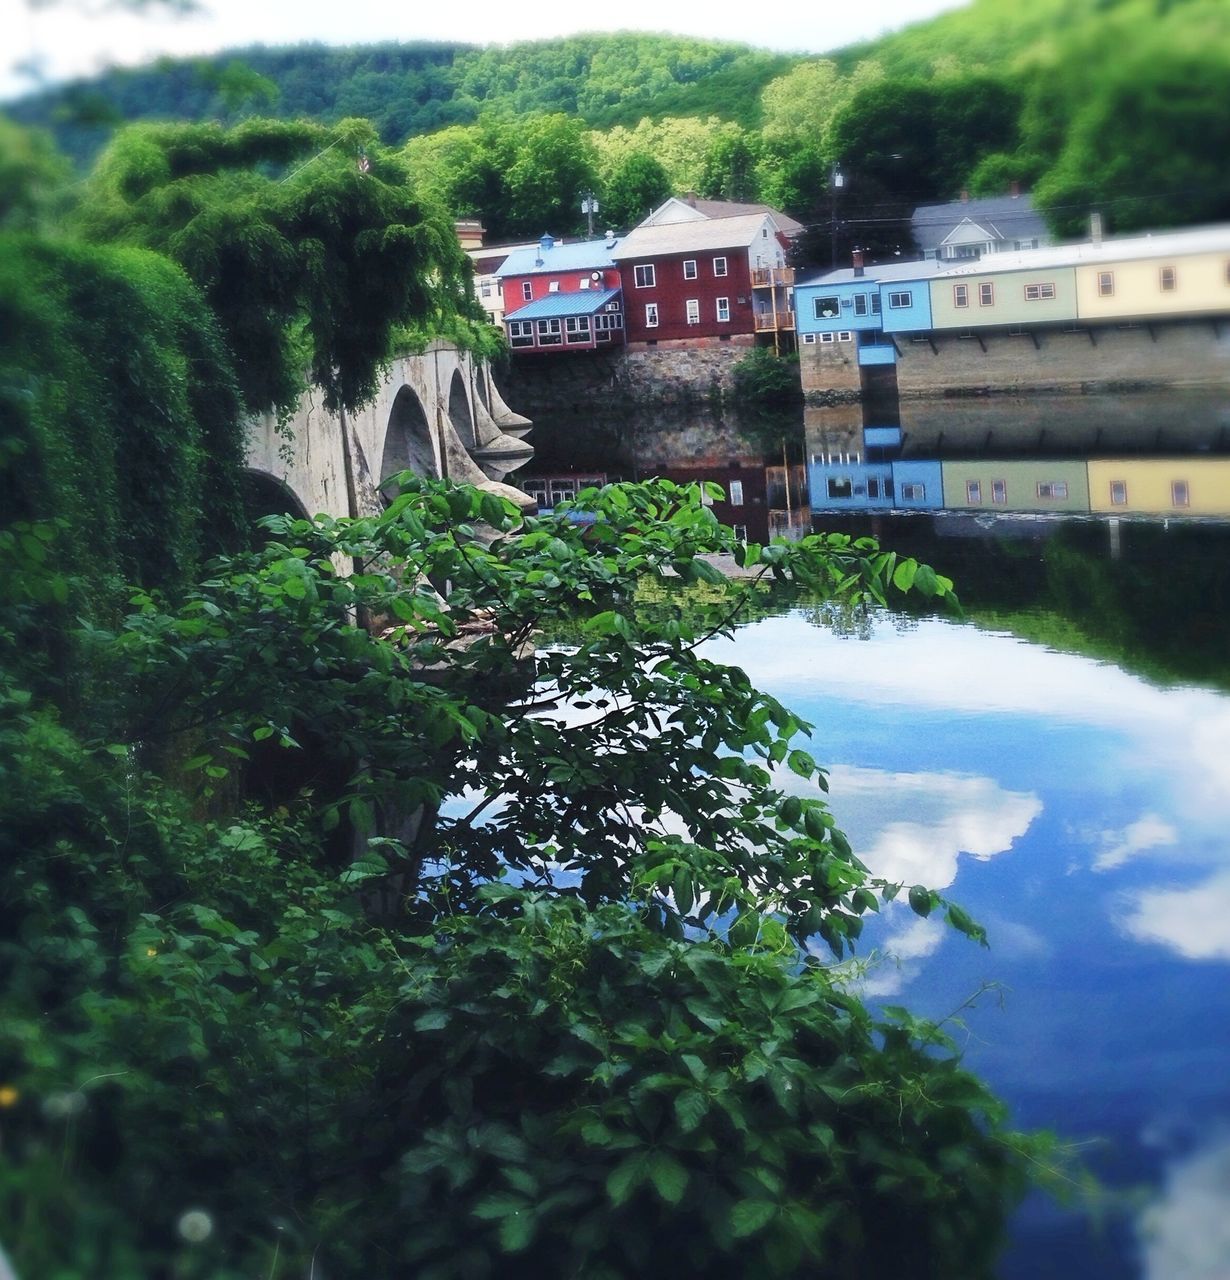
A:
1087;458;1230;515
1074;226;1230;322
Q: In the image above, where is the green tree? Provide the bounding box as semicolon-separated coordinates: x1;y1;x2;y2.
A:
76;117;474;416
1;475;1050;1278
601;150;671;229
1033;49;1230;236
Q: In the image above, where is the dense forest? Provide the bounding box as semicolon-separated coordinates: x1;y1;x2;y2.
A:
7;0;1230;254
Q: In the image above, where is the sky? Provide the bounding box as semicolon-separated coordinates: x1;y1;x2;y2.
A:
2;0;968;100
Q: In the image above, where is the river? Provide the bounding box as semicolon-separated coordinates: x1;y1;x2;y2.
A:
523;391;1230;1279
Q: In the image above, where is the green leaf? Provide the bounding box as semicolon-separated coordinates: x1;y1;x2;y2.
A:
674;1089;708;1134
498;1208;536;1253
892;559;917;591
606;1154;648;1207
731;1199;777;1239
908;885;933;918
647;1152;689;1205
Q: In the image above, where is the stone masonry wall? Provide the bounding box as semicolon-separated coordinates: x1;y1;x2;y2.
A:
798;340;862;400
894;319;1230;398
493;336;757;416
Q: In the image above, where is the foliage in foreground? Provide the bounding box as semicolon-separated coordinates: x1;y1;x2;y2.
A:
0;478;1046;1278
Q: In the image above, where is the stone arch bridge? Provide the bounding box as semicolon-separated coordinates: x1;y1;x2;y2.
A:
245;341;533;521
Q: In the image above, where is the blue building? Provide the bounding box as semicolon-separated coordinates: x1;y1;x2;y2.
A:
796;257;944;369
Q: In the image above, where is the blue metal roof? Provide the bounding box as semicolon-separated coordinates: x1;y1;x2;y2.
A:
496;237;620;277
503;288;621;322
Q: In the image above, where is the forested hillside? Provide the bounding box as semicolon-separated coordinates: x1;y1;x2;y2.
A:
5;0;1229;255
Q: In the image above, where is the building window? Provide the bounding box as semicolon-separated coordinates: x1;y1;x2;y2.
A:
1024;282;1056;300
685;298;700;325
713;256;728;277
729;480;744;506
732;523;748;543
966;480;982;504
900;482;925;502
871;293;881;314
1037;481;1069;499
480;281;492;298
992;479;1007;504
837;330;852;341
522;281;533;301
633;264;656;288
1172;480;1190;507
827;477;853;499
565;315;591;344
508;320;534;348
536;318;562;346
888;291;912;309
953;284;969;308
979;282;995;306
547;281;560;293
716;297;730;322
801;333;816;344
683;259;697;280
1098;271;1114;297
820;332;835;344
1109;480;1127;505
1160;266;1177;292
645;303;659;328
854;294;869;316
813;296;841;319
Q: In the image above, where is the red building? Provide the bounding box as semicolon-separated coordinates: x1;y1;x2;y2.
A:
496;234;625;354
610;212;793;347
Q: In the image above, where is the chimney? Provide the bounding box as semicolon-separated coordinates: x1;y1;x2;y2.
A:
1090;211;1104;246
538;233;555;253
605;229;616;248
960;189;970;203
684;192;698;207
1009;181;1021;199
852;248;865;277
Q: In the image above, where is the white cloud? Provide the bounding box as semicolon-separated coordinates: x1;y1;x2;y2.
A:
1140;1132;1230;1280
776;762;1041;890
1095;813;1180;872
855;913;944;997
1121;870;1230;961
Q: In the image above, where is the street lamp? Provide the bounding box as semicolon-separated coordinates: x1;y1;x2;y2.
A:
829;166;845;269
581;193;600;238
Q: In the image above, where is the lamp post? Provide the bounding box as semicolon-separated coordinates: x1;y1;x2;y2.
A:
829;166;845;269
581;193;599;238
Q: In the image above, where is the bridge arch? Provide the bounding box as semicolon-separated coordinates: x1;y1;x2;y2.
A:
244;468;312;526
381;385;439;496
447;368;475;450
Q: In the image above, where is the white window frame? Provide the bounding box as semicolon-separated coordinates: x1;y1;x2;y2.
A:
992;479;1007;504
713;256;728;277
1024;282;1056;301
633;264;656;288
801;333;816;344
888;291;912;310
1098;271;1114;297
729;479;744;506
819;332;835;344
716;297;730;323
644;303;659;328
683;259;697;280
1160;266;1177;292
521;281;533;301
900;482;925;502
837;330;852;342
1037;480;1069;500
854;294;869;316
1172;479;1190;507
953;284;969;308
1109;480;1128;506
966;480;982;504
685;298;700;325
979;282;995;307
813;296;841;319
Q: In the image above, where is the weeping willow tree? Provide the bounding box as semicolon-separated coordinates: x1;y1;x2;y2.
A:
74;116;481;418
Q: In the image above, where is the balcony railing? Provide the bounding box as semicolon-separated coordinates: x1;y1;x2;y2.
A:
752;266;796;288
754;310;796;332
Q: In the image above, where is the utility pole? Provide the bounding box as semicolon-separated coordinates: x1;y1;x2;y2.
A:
829;166;845;268
581;193;599;238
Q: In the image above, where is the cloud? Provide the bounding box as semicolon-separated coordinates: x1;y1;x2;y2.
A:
1120;869;1230;961
1095;814;1180;872
855;914;945;998
776;763;1042;890
1140;1131;1230;1280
